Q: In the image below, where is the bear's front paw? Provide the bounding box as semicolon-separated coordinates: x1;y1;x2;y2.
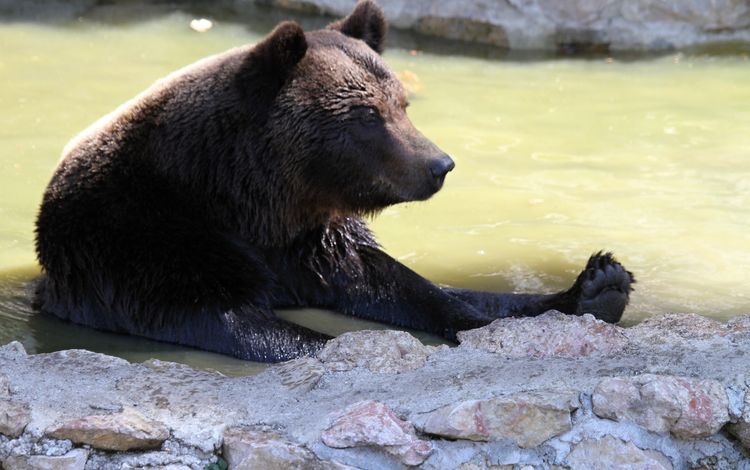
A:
571;251;634;323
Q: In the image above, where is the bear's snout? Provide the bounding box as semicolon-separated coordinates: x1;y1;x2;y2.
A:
427;153;455;190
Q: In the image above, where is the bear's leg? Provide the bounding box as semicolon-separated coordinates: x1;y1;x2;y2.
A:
313;250;632;339
444;252;634;324
156;306;331;362
310;246;498;340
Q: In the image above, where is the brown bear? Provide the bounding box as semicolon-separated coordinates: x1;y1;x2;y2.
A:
34;0;633;362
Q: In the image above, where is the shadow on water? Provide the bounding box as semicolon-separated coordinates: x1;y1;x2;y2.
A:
0;0;721;62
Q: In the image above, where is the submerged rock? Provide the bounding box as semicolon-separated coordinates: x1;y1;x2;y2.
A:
420;391;579;448
0;399;31;438
592;374;729;438
322;400;433;466
47;408;169;451
565;435;672;470
317;330;440;373
457;310;628;358
2;449;89;470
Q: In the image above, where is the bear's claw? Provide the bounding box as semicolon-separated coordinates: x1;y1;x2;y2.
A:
572;251;634;323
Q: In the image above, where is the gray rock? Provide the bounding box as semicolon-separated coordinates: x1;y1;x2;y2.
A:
0;373;10;398
0;341;27;358
565;435;672;470
1;308;750;470
272;356;326;391
47;408;169;451
0;399;31;438
318;330;434;373
592;374;729;438
726;384;750;448
3;449;89;470
420;391;579;448
322;400;432;466
625;313;730;348
223;427;345;470
457;310;628;358
253;0;750;51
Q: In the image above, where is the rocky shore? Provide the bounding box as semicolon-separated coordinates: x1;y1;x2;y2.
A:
252;0;750;52
2;311;750;469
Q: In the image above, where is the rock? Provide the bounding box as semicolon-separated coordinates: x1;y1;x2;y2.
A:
420;391;578;448
0;373;10;398
322;400;432;466
626;313;728;347
3;449;89;470
726;315;750;342
0;340;27;358
457;310;628;358
272;356;326;392
0;399;31;438
592;375;729;438
414;16;509;47
565;435;672;470
47;408;169;451
254;0;750;51
726;315;750;331
223;428;347;470
317;330;434;373
726;384;750;448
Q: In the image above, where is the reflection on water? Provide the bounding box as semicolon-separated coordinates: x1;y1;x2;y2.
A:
1;2;749;372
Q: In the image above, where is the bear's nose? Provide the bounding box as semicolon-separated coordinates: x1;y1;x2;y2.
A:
428;154;455;179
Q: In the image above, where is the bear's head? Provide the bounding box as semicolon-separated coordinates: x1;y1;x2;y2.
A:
244;0;454;217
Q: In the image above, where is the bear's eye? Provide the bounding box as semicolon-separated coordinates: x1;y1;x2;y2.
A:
352;106;382;127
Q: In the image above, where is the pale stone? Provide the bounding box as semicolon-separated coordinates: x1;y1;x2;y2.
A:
0;340;27;357
592;375;729;438
421;391;579;448
0;399;31;438
0;372;10;398
457;462;515;470
47;408;169;451
726;385;750;448
272;356;325;392
566;435;672;470
626;313;728;347
322;400;433;466
317;330;433;373
457;311;628;358
726;315;750;331
223;428;347;470
3;449;89;470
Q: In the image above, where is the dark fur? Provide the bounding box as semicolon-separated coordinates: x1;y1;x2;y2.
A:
34;0;634;362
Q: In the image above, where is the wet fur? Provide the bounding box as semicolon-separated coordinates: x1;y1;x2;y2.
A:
34;1;634;362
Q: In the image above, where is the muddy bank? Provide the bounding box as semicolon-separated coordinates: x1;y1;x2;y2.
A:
1;311;750;469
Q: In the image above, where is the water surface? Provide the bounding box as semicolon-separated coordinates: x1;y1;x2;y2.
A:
2;4;749;373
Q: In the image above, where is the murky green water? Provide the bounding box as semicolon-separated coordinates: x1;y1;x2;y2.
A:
2;3;749;374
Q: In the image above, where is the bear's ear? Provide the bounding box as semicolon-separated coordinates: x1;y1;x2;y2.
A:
251;20;308;78
328;0;387;54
